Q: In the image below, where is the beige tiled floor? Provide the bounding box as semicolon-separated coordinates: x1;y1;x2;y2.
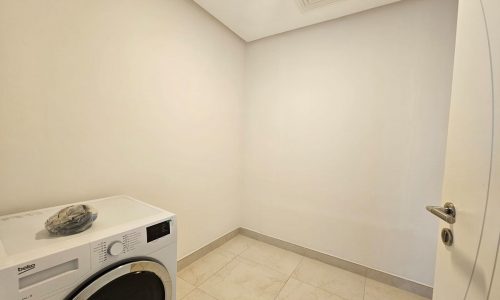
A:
177;235;429;300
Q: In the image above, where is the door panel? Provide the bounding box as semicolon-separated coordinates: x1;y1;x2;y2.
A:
473;0;500;299
432;0;499;299
489;239;500;299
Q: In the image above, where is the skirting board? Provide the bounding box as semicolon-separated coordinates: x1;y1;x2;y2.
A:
178;227;433;299
177;228;240;271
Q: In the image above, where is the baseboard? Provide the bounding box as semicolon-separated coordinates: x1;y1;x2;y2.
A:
177;228;240;271
177;227;433;299
239;227;433;299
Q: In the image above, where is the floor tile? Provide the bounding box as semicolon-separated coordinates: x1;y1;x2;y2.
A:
277;278;344;300
183;289;218;300
177;277;196;299
239;240;303;276
178;248;236;286
200;257;289;300
217;234;257;256
364;279;430;300
292;257;365;300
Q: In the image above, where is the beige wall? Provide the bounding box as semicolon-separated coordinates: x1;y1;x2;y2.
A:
0;0;245;259
242;0;458;286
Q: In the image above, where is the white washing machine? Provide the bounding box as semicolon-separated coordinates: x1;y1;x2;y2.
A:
0;196;177;300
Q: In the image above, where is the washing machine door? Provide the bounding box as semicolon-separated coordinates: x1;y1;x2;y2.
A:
70;260;172;300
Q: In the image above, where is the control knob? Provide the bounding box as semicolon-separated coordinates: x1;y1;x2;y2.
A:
108;241;124;256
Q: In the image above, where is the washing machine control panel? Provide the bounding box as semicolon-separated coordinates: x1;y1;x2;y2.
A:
107;241;124;256
91;230;142;264
90;218;174;269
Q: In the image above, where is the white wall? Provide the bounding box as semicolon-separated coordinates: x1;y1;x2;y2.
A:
242;0;457;286
0;0;245;259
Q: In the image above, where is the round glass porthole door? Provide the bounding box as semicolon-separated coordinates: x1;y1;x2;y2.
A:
71;260;172;300
88;271;164;300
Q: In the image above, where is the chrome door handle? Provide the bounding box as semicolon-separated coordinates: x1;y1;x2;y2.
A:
426;202;456;224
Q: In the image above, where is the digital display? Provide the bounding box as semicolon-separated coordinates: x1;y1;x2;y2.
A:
146;221;170;243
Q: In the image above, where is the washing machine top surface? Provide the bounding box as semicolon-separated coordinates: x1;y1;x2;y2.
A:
0;196;174;268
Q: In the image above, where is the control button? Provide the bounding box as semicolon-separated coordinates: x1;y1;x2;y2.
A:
108;241;124;256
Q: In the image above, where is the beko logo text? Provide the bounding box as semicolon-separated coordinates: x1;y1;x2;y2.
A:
18;264;35;275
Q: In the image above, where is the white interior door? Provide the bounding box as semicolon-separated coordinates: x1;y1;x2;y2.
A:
432;0;499;299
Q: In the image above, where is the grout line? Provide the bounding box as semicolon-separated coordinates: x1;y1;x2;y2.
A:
192;237;259;299
362;276;367;300
275;248;367;300
197;249;240;289
273;256;304;300
202;288;222;300
237;241;253;257
290;255;304;279
180;288;196;300
203;254;244;298
183;287;221;300
315;285;351;300
274;277;291;300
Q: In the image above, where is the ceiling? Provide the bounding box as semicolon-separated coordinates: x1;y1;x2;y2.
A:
193;0;402;42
